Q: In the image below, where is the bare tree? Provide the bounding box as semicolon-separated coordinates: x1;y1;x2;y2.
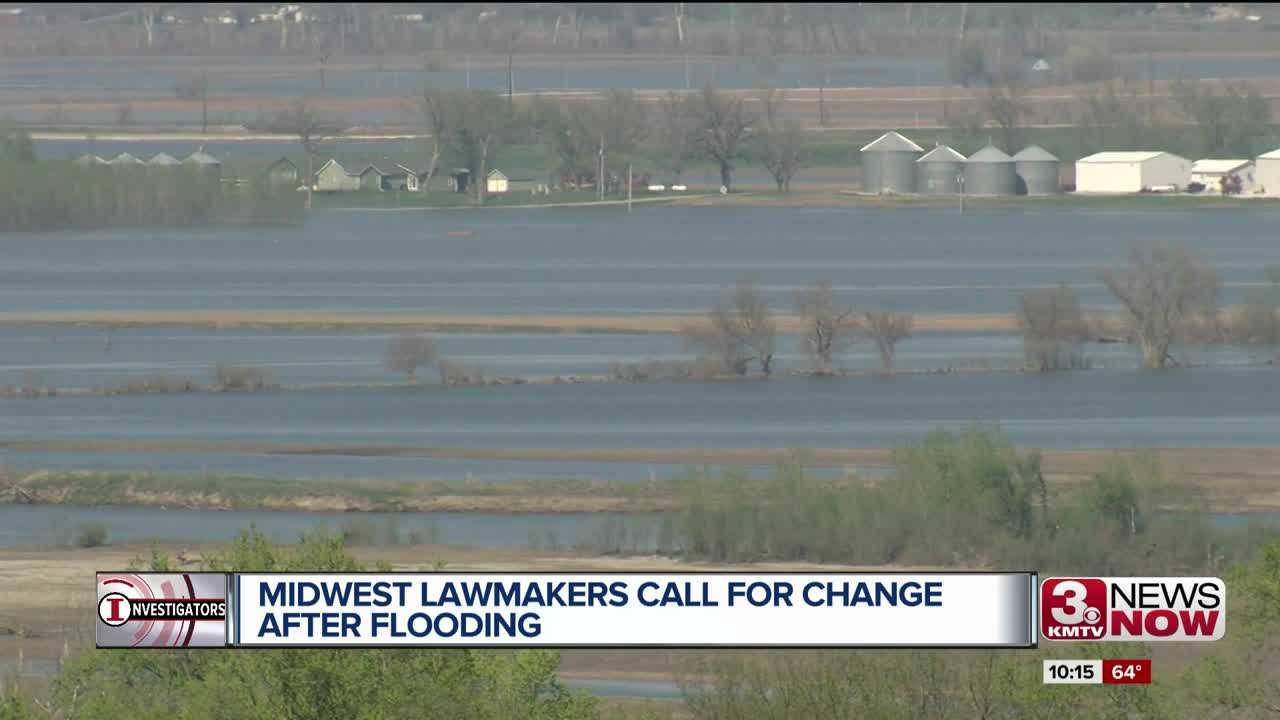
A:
756;88;804;192
794;281;858;372
450;91;512;205
1098;241;1219;369
683;279;778;376
269;98;346;209
383;334;439;383
694;84;753;192
1017;284;1091;372
409;86;455;194
863;311;914;375
983;54;1029;153
656;91;700;183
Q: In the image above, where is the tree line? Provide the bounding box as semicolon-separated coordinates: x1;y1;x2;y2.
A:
1022;239;1280;371
381;239;1279;388
265;83;802;209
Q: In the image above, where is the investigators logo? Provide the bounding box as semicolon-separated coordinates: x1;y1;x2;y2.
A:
95;573;228;648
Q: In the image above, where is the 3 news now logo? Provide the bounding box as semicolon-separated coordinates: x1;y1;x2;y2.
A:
96;573;229;648
1040;577;1225;642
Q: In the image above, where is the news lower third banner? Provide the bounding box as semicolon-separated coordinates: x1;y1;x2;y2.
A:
97;572;1038;648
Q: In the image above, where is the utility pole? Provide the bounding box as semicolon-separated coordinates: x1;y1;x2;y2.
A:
598;136;605;201
465;54;471;89
507;36;515;114
627;163;633;212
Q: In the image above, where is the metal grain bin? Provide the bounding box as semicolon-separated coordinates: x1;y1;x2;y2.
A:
916;144;965;194
860;131;923;194
1013;145;1061;195
963;145;1016;196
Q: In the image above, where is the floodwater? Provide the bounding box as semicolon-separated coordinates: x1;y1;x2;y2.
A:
3;326;1265;390
3;205;1280;479
4;206;1280;317
11;369;1280;453
0;503;1272;551
0;503;663;550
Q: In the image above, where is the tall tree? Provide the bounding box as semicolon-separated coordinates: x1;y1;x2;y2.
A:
409;86;456;194
695;83;753;192
755;88;804;192
449;91;512;205
656;91;700;183
269;98;345;209
1098;240;1219;369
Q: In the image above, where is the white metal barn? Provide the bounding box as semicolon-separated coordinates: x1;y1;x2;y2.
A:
1258;149;1280;196
1074;151;1191;193
1190;159;1255;194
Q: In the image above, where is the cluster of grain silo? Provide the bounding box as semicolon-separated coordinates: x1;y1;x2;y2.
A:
862;132;1060;196
73;151;223;178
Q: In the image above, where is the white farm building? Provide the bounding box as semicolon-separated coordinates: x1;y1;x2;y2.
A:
1074;151;1190;194
1259;149;1280;196
1190;159;1255;194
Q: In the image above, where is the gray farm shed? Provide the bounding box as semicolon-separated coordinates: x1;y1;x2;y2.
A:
860;131;922;194
916;144;966;194
963;145;1016;196
1013;145;1061;195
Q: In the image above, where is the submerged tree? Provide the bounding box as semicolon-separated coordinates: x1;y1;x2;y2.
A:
1098;240;1219;369
1017;284;1091;372
794;281;857;372
863;310;914;375
683;279;778;376
383;334;439;383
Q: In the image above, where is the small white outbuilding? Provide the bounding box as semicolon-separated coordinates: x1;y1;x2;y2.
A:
1190;159;1255;194
1074;151;1191;194
1258;149;1280;196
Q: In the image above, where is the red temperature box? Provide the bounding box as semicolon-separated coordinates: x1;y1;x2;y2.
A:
1102;659;1152;685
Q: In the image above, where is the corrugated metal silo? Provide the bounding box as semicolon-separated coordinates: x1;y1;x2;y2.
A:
860;131;923;194
1013;145;1061;195
963;145;1016;196
916;144;965;194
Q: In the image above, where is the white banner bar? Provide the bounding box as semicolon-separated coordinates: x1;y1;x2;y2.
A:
232;572;1037;648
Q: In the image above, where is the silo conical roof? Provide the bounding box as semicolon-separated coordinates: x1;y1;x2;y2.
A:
966;145;1014;163
1013;145;1059;162
918;145;966;163
861;131;924;153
